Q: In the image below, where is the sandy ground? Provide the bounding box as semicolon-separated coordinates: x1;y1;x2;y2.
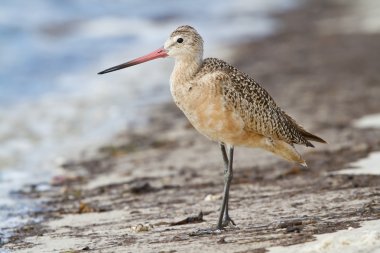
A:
3;0;380;252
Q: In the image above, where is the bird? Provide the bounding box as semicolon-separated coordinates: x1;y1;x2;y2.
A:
98;25;326;232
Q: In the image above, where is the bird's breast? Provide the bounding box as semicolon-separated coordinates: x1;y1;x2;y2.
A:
170;79;246;144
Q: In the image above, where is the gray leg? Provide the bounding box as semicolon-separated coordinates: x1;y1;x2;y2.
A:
223;146;236;226
189;144;235;236
217;143;235;229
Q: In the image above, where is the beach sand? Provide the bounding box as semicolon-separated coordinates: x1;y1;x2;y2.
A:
3;0;380;252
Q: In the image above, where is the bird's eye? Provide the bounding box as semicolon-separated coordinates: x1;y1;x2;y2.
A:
177;38;184;43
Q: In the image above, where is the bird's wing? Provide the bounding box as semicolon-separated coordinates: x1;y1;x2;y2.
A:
198;58;324;146
217;67;313;146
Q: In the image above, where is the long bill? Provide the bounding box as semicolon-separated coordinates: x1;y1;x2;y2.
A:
98;47;168;75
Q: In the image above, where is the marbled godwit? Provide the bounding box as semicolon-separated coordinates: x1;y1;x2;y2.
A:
98;25;326;232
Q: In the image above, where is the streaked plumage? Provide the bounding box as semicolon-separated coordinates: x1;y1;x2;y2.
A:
98;25;326;232
169;26;325;166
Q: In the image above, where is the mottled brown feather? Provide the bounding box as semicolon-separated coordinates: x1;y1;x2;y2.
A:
195;58;325;147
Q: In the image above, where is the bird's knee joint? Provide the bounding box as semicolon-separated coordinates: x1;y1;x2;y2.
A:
224;170;233;182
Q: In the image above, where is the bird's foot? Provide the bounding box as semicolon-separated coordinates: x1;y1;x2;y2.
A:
189;218;238;236
222;215;237;228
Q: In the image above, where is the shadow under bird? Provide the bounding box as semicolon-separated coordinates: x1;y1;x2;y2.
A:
98;25;326;232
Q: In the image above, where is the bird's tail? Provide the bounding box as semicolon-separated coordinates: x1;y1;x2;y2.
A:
284;114;327;146
299;128;326;144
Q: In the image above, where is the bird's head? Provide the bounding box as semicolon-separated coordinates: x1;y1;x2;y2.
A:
98;25;203;75
164;25;204;61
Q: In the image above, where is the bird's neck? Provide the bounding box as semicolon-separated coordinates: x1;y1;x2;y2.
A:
171;55;203;85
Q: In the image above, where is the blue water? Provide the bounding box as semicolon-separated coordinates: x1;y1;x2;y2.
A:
0;0;297;245
0;0;299;104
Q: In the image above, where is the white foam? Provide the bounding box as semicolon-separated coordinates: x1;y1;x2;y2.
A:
354;113;380;129
269;220;380;253
339;113;380;175
336;152;380;176
350;0;380;34
76;17;152;39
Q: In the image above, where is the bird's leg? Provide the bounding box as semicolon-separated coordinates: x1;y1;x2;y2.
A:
189;144;235;236
217;144;235;229
217;143;229;227
223;145;236;227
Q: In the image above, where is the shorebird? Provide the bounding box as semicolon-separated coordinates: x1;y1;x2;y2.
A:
98;25;326;232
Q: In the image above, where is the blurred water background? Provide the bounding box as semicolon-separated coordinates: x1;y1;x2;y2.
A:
0;0;298;242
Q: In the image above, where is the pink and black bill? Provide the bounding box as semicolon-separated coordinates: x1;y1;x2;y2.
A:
98;47;168;75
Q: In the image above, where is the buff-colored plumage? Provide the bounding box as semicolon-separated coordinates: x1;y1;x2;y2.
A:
98;25;326;231
168;25;325;165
